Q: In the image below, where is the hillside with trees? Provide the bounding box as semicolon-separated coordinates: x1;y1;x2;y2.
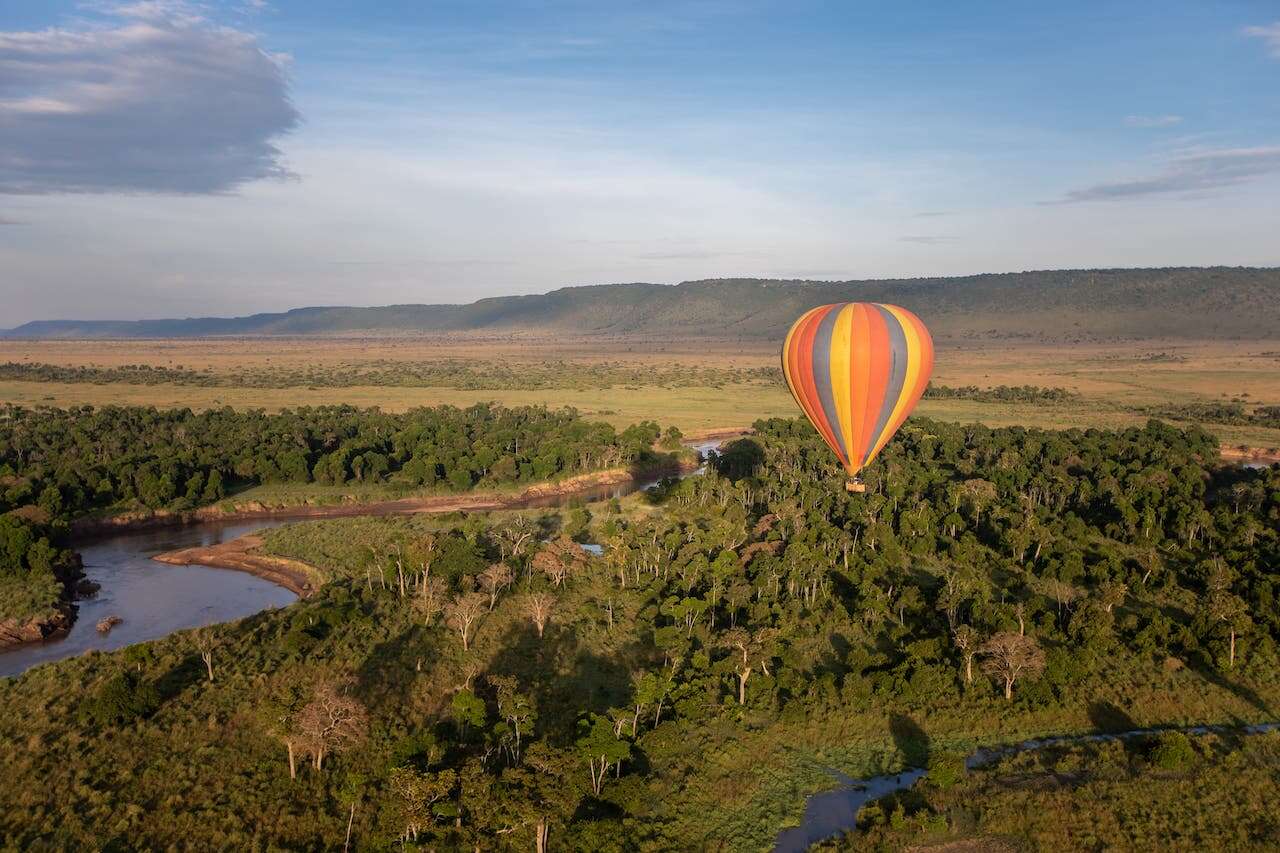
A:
5;267;1278;342
1;414;1276;849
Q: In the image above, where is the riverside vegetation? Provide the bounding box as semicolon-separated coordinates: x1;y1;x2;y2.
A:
1;411;1278;850
829;728;1280;850
0;403;681;628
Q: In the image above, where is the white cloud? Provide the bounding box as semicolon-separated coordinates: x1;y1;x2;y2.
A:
1244;22;1280;57
1124;115;1183;128
1053;146;1280;203
0;4;298;194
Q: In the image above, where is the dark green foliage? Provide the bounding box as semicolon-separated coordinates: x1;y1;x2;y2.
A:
841;732;1280;851
80;671;160;728
924;384;1077;403
0;360;781;391
1149;731;1195;770
0;403;653;523
0;514;80;621
1146;401;1280;429
925;751;967;789
1;412;1278;851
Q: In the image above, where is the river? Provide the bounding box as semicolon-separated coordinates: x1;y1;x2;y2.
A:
0;520;298;678
0;441;724;678
773;721;1280;852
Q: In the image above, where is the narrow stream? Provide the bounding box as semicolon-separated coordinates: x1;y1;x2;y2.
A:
0;441;723;678
773;721;1280;852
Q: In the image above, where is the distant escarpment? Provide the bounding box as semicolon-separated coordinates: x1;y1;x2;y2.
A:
4;267;1277;342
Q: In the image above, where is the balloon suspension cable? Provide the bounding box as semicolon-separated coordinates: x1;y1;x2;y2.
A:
845;478;866;494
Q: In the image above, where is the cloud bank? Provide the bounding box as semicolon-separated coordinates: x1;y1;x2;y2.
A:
1055;147;1280;203
0;3;299;194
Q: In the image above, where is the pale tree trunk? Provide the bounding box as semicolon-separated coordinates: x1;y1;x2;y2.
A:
964;655;973;684
315;747;325;771
344;802;355;853
738;667;752;705
287;740;296;779
201;651;214;681
535;818;549;853
1003;677;1013;700
1230;630;1236;667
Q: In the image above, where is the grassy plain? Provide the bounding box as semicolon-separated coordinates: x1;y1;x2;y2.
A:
1;337;1279;447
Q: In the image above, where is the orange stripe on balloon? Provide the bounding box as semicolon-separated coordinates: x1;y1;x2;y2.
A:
844;304;871;476
781;306;820;413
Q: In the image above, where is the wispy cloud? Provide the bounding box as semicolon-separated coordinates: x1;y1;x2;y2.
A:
913;211;951;218
898;235;952;245
1124;114;1183;128
1052;146;1280;203
0;2;299;194
0;215;26;225
1244;22;1280;57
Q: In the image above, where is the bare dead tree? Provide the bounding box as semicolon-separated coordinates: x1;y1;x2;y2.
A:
195;628;216;682
525;592;555;638
496;518;534;561
445;592;488;652
298;680;369;770
479;563;514;611
532;538;586;588
980;632;1046;700
414;576;447;626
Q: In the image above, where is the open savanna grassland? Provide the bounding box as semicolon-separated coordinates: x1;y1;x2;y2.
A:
1;337;1279;447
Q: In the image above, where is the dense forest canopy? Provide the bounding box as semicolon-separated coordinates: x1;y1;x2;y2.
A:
0;403;665;523
1;413;1276;849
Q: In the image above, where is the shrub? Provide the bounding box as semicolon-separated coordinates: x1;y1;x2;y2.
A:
1150;731;1196;770
926;751;967;790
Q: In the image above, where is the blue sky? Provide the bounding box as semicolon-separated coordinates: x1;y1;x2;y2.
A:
2;0;1279;323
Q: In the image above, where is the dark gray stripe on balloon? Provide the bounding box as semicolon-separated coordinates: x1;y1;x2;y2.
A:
865;305;908;466
811;305;848;464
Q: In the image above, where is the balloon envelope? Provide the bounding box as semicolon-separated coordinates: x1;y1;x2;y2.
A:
781;303;934;478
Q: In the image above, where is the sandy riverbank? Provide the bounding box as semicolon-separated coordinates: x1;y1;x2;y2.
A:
152;534;322;598
1219;444;1280;466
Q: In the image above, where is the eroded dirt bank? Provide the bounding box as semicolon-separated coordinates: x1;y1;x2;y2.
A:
0;608;74;650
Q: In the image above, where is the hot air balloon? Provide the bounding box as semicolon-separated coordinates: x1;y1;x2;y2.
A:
781;303;934;492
